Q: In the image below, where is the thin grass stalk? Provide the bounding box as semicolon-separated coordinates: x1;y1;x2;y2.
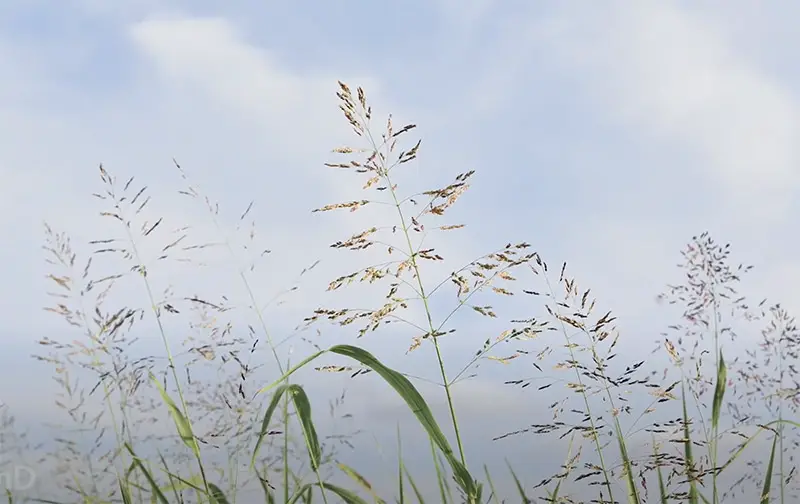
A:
710;278;721;504
284;393;291;504
401;464;426;504
710;350;726;504
506;461;530;504
652;436;668;504
337;463;383;504
482;466;499;504
84;346;135;500
612;420;640;504
778;336;786;504
542;274;616;503
430;438;449;504
546;434;575;504
396;426;404;504
590;337;641;504
76;311;135;499
360;114;466;468
176;162;300;499
43;225;140;501
106;186;210;498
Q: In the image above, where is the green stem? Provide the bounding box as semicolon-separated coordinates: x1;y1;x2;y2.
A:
542;273;616;504
388;172;466;466
118;202;210;498
360;118;467;467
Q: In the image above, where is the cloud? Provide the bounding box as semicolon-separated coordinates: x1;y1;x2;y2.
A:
128;16;363;147
445;1;800;335
542;1;800;221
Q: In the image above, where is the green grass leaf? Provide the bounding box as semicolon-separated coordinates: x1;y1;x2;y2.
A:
402;465;426;504
150;373;197;455
711;350;727;434
288;483;370;504
252;383;321;472
614;420;640;504
290;385;322;471
123;443;170;504
338;462;385;504
118;480;132;504
505;460;530;504
208;483;231;504
760;434;778;504
396;426;404;504
652;438;668;504
258;344;480;501
483;465;499;504
681;383;699;504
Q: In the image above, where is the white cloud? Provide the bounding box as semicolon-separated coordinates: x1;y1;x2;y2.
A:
541;2;800;220
127;15;387;162
448;1;800;330
131;17;328;126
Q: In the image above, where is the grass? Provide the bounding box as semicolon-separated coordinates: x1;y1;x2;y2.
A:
5;81;798;503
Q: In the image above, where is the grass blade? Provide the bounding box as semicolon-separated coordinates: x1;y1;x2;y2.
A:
118;481;132;504
614;420;640;504
652;437;668;504
209;482;231;504
760;434;778;504
483;465;499;504
547;434;575;504
431;438;449;504
257;472;276;504
681;383;699;504
657;465;668;504
437;452;453;503
299;486;313;504
338;462;385;504
402;465;426;504
711;351;726;435
258;344;480;500
288;483;369;504
150;373;197;454
289;385;322;471
123;443;169;504
397;426;404;504
711;350;726;504
505;460;530;504
252;383;321;472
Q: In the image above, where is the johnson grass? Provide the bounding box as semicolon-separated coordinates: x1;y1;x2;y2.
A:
10;82;799;503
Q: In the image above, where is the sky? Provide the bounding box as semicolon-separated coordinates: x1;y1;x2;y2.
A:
2;0;800;501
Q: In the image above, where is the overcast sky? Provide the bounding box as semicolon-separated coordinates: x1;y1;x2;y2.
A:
3;0;800;502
